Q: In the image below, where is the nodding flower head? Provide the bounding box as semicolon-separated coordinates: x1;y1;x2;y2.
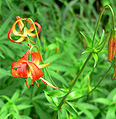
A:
108;29;116;62
8;16;41;45
11;49;58;89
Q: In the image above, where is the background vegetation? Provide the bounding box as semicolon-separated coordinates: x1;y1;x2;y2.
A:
0;0;116;119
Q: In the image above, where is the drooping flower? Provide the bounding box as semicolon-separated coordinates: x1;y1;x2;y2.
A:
11;49;57;89
8;16;41;44
108;29;116;62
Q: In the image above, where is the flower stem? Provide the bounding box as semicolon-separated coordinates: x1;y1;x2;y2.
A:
53;6;115;118
68;58;116;102
98;31;111;52
27;18;57;87
92;5;115;47
53;53;92;119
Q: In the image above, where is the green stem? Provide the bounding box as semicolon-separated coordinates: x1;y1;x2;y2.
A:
68;58;116;102
41;57;58;87
53;6;115;118
28;18;41;50
53;53;92;119
98;31;111;53
4;113;12;119
27;18;57;87
92;5;115;47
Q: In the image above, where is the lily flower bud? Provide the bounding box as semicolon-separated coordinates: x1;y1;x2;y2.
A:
108;29;116;62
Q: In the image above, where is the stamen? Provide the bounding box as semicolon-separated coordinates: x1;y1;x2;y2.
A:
32;41;35;44
29;38;35;44
32;81;34;86
28;44;31;47
26;38;31;47
25;80;30;88
35;81;39;87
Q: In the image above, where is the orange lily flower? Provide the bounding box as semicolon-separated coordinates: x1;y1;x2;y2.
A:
8;16;41;44
11;50;57;89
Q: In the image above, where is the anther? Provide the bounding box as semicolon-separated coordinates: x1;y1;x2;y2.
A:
32;41;35;44
25;80;30;88
32;81;34;86
35;81;39;87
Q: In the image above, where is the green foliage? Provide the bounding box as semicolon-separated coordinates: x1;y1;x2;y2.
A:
0;0;116;119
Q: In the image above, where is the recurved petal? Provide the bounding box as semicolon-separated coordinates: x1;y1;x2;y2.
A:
39;62;51;68
11;62;21;77
27;22;41;37
24;49;30;57
39;77;58;89
23;50;41;65
31;51;41;65
12;18;27;37
25;28;35;37
26;19;35;32
11;62;27;78
16;36;25;43
8;29;25;43
17;62;27;78
8;28;16;42
17;56;28;63
34;22;41;35
16;16;24;31
28;62;43;81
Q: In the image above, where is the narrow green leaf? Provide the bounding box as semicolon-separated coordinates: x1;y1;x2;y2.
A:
44;53;64;63
61;0;78;26
82;48;93;54
106;106;115;119
17;105;32;110
49;70;68;86
92;53;98;67
11;90;20;102
47;89;67;98
0;15;12;36
0;0;2;14
0;68;10;80
1;95;11;102
78;104;94;119
66;101;79;117
92;98;112;105
80;31;92;48
34;103;52;119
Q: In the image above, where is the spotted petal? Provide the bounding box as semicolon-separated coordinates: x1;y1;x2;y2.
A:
26;19;35;32
23;50;41;65
11;62;27;78
28;62;43;81
26;22;41;37
17;56;28;63
16;16;24;31
12;18;27;37
8;28;25;43
31;51;41;65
